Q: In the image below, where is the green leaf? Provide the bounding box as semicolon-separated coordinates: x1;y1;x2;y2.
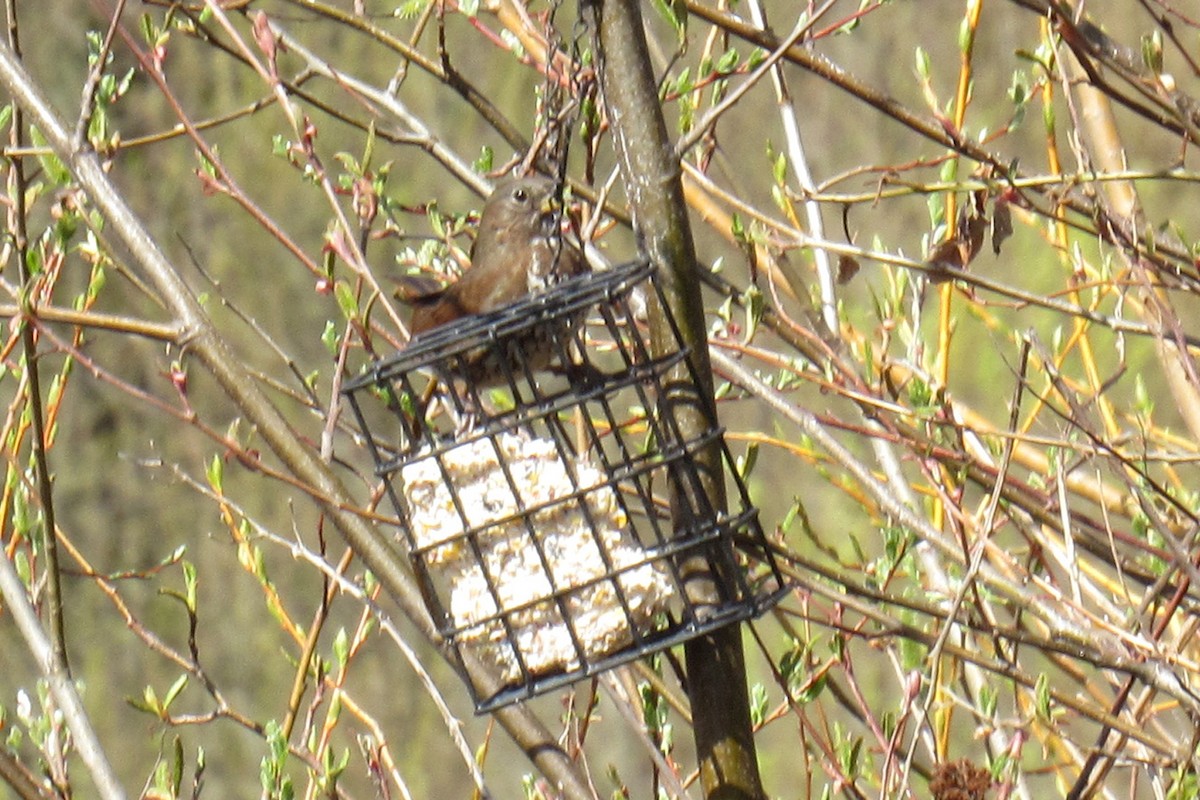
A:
979;683;997;718
836;729;862;776
143;685;161;715
333;151;360;177
321;320;339;355
914;47;931;80
171;736;184;795
1167;765;1199;800
749;683;768;727
267;719;288;761
907;375;932;408
12;482;31;539
362;122;377;173
673;67;693;96
1142;30;1163;75
650;0;687;46
126;687;154;714
957;15;973;54
206;453;223;493
737;441;759;480
716;47;739;74
85;30;107;66
332;627;350;667
23;246;42;276
473;145;494;174
926;193;945;230
794;672;825;704
939;158;957;183
779;499;802;534
730;212;746;242
829;631;845;660
1134;373;1154;417
579;94;598;140
394;0;428;19
328;690;342;724
13;549;30;583
334;280;359;319
140;13;159;44
429;204;446;239
770;184;788;216
323;746;350;783
772;150;787;185
1034;672;1051;719
30;128;70;186
163;674;188;709
678;94;694;134
880;711;896;742
183;561;198;611
500;28;524;59
1008;70;1028;106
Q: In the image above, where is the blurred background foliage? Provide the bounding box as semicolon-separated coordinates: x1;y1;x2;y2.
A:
4;0;1200;798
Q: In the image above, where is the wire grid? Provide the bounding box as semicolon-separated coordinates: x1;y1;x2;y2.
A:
343;260;787;711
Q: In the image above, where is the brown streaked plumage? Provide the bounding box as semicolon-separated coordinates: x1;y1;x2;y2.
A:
406;175;585;337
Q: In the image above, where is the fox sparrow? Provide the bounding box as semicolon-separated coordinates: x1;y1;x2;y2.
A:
406;175;585;335
401;175;588;390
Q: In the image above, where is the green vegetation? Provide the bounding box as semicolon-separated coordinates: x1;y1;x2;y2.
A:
3;1;1200;797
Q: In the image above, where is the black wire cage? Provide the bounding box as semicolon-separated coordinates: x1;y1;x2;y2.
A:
343;259;788;712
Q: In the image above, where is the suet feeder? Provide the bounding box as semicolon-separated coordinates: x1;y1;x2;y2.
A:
343;260;787;712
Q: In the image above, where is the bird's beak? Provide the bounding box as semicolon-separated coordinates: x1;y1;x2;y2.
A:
537;192;565;236
539;193;561;217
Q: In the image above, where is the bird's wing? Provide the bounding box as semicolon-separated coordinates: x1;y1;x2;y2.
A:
393;273;449;304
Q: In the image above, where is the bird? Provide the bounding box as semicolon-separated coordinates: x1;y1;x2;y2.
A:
404;175;586;337
396;175;590;405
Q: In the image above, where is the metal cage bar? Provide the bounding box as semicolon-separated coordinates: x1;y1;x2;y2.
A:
343;260;787;711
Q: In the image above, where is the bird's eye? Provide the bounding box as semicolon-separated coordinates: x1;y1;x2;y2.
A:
513;188;528;202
